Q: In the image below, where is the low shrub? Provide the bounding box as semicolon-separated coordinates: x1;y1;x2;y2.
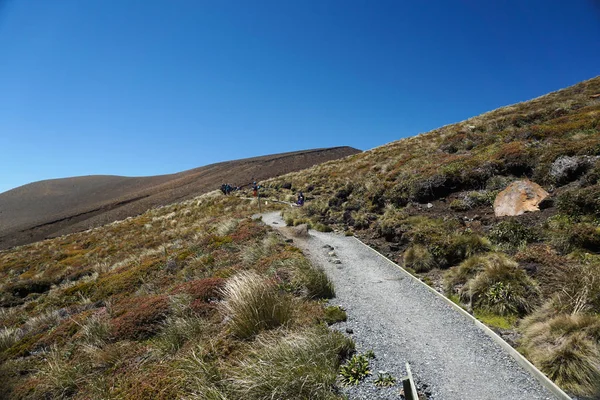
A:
546;215;600;253
557;184;600;218
172;277;225;301
111;295;171;340
449;199;470;211
220;271;293;339
488;219;538;250
229;328;354;399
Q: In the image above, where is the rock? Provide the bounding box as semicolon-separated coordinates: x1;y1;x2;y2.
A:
331;259;342;265
328;251;337;257
426;203;433;209
493;180;549;217
290;224;309;237
284;238;293;243
346;327;354;334
549;155;598;185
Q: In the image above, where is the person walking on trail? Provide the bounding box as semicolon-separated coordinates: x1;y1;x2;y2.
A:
252;181;259;197
297;191;305;206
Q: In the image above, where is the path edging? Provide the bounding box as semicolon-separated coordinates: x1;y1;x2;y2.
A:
351;236;572;400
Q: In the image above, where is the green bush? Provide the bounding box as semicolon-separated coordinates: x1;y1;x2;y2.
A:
557;185;600;218
545;215;600;253
488;220;538;249
229;328;354;399
221;271;293;339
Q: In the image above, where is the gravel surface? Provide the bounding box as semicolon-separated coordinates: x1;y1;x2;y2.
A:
261;212;561;400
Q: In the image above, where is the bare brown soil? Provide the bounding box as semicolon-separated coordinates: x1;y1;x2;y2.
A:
0;147;360;249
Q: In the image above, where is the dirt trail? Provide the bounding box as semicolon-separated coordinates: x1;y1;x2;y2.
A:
261;212;563;400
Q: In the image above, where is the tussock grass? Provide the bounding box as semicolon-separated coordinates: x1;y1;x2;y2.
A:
228;328;354;400
177;346;228;399
221;271;293;339
520;311;600;397
0;327;22;352
447;253;539;316
404;244;436;272
465;255;540;316
79;314;111;347
287;258;335;299
37;346;86;398
154;316;212;355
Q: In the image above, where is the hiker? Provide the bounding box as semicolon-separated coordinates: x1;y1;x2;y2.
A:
252;181;258;197
297;191;305;206
220;184;227;195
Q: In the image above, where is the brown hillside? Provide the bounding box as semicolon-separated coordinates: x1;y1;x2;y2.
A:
0;147;360;250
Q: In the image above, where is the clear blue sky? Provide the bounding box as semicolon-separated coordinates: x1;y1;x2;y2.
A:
1;1;599;193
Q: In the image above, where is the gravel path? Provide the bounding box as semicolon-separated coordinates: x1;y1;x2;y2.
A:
261;212;561;400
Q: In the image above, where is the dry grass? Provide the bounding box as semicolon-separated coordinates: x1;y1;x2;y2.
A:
520;310;600;397
228;328;353;400
220;271;293;339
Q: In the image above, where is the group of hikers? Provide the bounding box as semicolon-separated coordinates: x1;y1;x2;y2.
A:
219;183;239;195
219;180;305;206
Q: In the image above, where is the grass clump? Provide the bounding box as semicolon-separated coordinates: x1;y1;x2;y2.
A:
520;310;600;397
221;271;293;339
403;244;436;272
229;328;354;400
339;353;371;385
294;263;335;299
465;254;540;316
323;306;347;325
0;327;22;352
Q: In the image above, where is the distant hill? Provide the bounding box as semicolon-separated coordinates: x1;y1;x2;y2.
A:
0;147;360;249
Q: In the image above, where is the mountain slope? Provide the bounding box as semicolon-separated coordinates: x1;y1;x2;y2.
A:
0;147;360;250
265;76;600;397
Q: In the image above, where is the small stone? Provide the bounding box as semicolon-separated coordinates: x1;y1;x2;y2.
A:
285;239;293;243
346;328;354;334
427;203;433;209
332;259;342;264
328;251;336;257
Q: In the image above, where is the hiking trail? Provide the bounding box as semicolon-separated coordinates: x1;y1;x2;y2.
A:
261;211;565;400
